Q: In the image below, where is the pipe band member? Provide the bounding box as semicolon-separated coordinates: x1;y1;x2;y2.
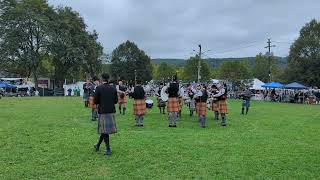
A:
167;75;179;128
212;82;228;127
89;76;100;121
116;80;128;115
187;84;196;116
195;84;208;128
156;83;166;114
211;84;220;121
130;80;146;127
93;73;118;157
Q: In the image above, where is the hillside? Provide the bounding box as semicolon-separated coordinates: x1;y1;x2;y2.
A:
152;57;287;68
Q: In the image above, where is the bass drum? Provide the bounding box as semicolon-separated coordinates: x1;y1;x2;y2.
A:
160;86;168;102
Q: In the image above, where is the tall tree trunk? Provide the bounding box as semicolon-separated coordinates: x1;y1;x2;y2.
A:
33;72;38;89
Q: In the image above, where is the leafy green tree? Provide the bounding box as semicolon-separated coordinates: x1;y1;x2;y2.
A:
155;62;175;80
285;19;320;87
218;60;252;82
0;0;54;88
182;56;211;82
111;41;153;83
48;7;89;86
252;53;279;83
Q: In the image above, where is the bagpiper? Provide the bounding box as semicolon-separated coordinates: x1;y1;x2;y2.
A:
212;82;228;127
116;80;128;115
130;80;146;127
167;75;180;127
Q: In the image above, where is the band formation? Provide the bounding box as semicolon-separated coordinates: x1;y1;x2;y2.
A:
82;74;252;157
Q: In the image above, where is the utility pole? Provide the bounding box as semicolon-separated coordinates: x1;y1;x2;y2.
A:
198;44;202;83
265;38;275;82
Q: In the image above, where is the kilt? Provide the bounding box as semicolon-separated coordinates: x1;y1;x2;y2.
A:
97;113;117;134
167;97;180;112
218;100;228;114
133;99;146;115
88;96;97;109
212;101;219;112
157;97;166;107
196;102;207;116
118;93;127;105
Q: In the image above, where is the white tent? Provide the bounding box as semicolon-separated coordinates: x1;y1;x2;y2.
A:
250;78;265;90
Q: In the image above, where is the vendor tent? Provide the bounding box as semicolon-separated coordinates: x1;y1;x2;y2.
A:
250;78;265;90
0;83;17;89
284;82;307;89
262;82;284;88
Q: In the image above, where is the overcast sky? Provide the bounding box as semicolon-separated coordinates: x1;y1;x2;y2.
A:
48;0;320;59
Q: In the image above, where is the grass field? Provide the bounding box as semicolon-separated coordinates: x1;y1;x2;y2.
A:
0;97;319;179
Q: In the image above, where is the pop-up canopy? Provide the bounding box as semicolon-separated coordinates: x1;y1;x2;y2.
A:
0;83;17;89
261;82;284;88
284;82;307;89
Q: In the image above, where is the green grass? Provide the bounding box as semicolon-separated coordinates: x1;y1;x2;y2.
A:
0;97;319;179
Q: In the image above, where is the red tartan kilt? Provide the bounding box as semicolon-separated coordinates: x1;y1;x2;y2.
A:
133;99;146;115
167;97;179;112
88;96;96;109
157;97;166;107
118;94;127;104
218;100;228;114
212;101;219;112
196;102;207;116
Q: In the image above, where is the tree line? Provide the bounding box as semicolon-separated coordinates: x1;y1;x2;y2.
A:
1;1;319;88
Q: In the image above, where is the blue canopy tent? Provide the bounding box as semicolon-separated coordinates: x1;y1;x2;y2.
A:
261;82;284;89
284;82;307;89
0;83;17;89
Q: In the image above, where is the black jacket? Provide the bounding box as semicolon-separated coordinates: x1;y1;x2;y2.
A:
168;82;179;97
131;85;145;100
94;83;118;114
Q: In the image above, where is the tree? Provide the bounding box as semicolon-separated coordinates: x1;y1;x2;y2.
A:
218;60;252;83
0;0;54;88
182;56;211;82
155;62;175;80
111;41;153;83
252;53;280;83
285;19;320;87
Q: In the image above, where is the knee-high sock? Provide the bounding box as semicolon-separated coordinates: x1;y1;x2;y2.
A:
168;112;173;125
246;107;249;114
214;111;219;120
135;115;139;125
123;107;126;115
97;134;104;147
103;134;110;150
119;106;122;113
173;112;177;125
221;113;226;126
140;116;144;125
241;107;244;114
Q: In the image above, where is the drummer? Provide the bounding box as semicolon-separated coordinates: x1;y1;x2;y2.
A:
156;83;166;114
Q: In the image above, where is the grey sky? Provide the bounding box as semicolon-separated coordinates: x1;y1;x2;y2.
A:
48;0;320;59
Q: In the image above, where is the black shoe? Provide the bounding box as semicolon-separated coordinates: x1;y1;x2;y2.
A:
140;124;144;127
201;126;206;128
169;125;172;127
93;144;99;152
221;124;227;127
173;125;177;128
105;149;111;156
